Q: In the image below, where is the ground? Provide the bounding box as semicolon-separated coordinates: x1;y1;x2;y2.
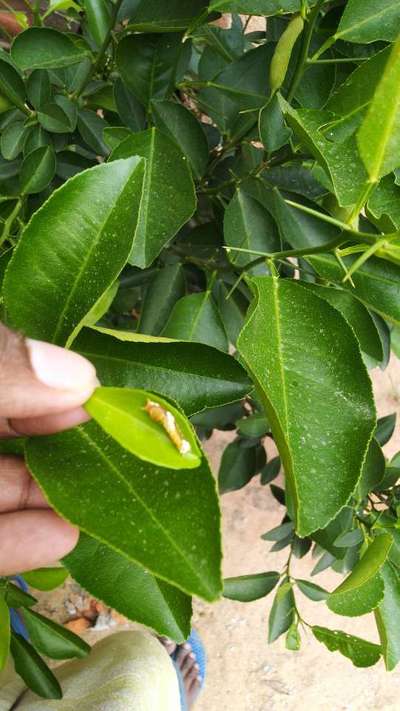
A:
34;357;400;711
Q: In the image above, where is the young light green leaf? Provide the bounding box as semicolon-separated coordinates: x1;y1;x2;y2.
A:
269;14;304;94
26;420;222;602
151;100;209;180
74;328;251;416
328;534;392;617
64;533;192;642
85;386;202;470
312;626;381;668
224;188;280;267
11;28;88;71
296;579;328;601
286;622;301;651
238;276;376;536
268;581;295;643
162;291;228;351
22;567;68;592
335;0;400;44
375;562;400;671
223;572;280;602
10;633;62;699
0;594;10;672
20;145;56;195
22;609;90;660
4;157;145;345
357;40;400;183
111;128;196;268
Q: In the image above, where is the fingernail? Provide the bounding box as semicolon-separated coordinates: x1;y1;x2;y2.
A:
27;339;97;392
183;643;191;650
189;652;195;660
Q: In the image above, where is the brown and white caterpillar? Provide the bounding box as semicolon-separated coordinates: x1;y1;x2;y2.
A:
145;400;191;455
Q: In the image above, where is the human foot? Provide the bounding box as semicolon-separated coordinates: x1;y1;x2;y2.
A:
159;636;203;708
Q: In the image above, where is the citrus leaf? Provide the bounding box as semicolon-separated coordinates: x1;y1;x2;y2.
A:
22;567;68;591
312;626;381;668
0;594;10;672
237;276;376;536
20;145;56;195
124;0;208;32
224;187;280;267
11;28;88;71
223;572;280;602
74;328;250;416
10;633;62;699
26;420;222;602
0;58;26;111
64;533;192;642
162;291;228;351
335;0;400;44
328;534;392;617
4;157;145;345
152;100;209;179
268;581;295;643
296;579;328;601
22;609;90;660
111;128;196;268
375;562;400;671
84;386;202;470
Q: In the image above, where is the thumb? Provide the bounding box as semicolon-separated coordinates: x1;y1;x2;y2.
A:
0;324;98;419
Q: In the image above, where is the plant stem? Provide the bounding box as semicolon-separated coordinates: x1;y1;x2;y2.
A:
32;0;42;25
287;0;325;102
307;56;368;64
0;199;22;249
284;199;379;245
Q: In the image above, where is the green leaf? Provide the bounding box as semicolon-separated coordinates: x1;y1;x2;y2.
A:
262;521;294;541
223;572;280;602
308;253;400;326
4;157;145;345
357;40;400;182
260;456;281;485
111;128;196;269
26;69;52;110
358;439;385;499
296;579;328;601
138;263;185;336
368;175;400;230
38;96;77;133
20;145;56;195
268;581;295;643
22;609;90;660
269;14;304;94
24;125;52;155
125;0;208;32
116;33;190;109
376;413;396;447
26;420;222;602
85;386;202;470
218;439;258;493
209;0;302;14
73;328;250;416
286;107;368;207
0;58;26;112
236;412;269;438
312;626;381;668
11;28;88;71
22;567;68;591
84;0;111;47
259;94;292;154
299;283;383;363
375;562;400;671
0;594;10;672
335;0;400;44
5;583;37;609
162;291;228;351
64;533;192;642
334;529;364;548
114;78;146;133
1;121;29;160
286;622;301;651
152;100;209;180
224;188;280;267
78;109;109;156
237;276;376;536
10;633;62;699
103;126;132;151
328;534;392;617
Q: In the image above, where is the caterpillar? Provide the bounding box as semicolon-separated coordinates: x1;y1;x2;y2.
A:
145;400;191;455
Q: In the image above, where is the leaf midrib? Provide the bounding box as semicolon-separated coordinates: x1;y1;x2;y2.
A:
78;427;213;598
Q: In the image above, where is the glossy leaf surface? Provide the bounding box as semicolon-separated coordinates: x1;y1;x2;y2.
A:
223;572;280;602
11;28;88;70
22;567;68;591
26;420;222;602
152;100;209;179
163;292;228;351
85;387;202;470
312;626;381;667
4;157;145;345
335;0;400;44
22;609;90;660
375;562;400;671
238;276;376;536
10;633;62;699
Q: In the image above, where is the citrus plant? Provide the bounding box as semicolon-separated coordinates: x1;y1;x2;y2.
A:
1;0;400;697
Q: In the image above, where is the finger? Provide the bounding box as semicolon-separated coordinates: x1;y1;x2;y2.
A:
0;324;98;419
0;509;79;575
0;456;48;512
10;407;91;436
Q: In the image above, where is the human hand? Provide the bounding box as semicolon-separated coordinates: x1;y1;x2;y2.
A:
0;323;98;575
